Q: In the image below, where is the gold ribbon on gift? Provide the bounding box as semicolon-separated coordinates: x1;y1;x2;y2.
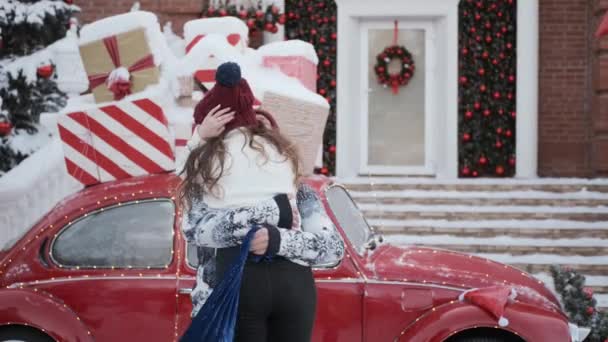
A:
79;28;160;103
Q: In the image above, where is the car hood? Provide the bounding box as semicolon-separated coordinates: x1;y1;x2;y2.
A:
362;244;561;308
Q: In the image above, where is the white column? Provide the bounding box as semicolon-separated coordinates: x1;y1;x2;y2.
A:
516;0;539;178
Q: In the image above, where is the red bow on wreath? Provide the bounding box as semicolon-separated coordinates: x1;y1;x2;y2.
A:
374;21;416;95
87;36;156;101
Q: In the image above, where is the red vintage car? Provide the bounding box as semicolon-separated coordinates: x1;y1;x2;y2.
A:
0;173;588;342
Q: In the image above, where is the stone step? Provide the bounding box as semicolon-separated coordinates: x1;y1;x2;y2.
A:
373;223;608;239
344;182;608;193
354;196;608;207
397;243;608;256
511;263;608;276
363;210;608;222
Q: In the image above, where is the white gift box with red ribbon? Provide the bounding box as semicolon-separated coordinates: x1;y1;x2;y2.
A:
184;17;249;54
57;98;175;185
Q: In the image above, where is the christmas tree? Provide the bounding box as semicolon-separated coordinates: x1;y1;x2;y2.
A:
550;266;608;341
0;0;79;175
458;0;517;177
285;0;336;175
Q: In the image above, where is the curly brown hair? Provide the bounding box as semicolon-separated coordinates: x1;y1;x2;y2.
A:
178;112;300;209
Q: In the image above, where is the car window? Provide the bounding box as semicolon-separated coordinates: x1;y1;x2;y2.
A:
325;185;372;254
51;199;175;268
187;242;197;268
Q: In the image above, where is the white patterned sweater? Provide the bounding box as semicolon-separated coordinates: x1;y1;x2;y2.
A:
181;128;345;317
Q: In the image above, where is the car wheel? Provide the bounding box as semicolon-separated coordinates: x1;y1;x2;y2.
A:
455;338;503;342
0;326;54;342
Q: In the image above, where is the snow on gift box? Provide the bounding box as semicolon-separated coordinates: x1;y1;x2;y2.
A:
78;11;170;104
258;40;318;92
56;97;175;186
184;17;250;55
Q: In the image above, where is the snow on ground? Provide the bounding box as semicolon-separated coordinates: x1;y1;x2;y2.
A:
368;219;608;230
384;235;608;247
350;189;608;199
359;203;608;213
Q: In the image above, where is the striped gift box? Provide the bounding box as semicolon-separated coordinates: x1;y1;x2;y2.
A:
57;98;175;186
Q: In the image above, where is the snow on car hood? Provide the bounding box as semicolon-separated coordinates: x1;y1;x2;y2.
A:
363;244;561;310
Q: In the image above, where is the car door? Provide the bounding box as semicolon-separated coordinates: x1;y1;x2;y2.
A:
34;199;179;342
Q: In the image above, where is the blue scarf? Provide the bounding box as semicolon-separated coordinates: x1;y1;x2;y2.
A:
180;227;265;342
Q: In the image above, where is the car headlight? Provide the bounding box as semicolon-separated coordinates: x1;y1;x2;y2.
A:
569;322;591;342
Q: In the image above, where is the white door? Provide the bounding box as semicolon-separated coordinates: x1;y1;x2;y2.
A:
359;20;437;176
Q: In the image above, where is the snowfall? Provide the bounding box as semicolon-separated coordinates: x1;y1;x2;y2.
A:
1;9;607;313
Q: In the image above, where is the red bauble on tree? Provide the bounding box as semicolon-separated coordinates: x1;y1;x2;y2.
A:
0;122;12;136
37;64;54;79
329;145;336;153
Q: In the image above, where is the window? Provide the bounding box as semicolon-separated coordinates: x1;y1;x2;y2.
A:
51;200;175;268
187;242;197;268
325;185;372;254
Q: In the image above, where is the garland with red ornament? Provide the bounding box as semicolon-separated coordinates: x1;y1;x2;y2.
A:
551;266;608;341
458;0;517;177
285;0;337;175
374;21;415;94
201;2;285;34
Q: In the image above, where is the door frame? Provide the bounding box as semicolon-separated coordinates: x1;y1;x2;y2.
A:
358;19;437;176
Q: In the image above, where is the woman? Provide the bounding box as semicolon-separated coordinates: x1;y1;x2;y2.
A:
179;62;344;342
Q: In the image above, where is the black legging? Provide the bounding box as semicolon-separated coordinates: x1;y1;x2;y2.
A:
234;257;317;342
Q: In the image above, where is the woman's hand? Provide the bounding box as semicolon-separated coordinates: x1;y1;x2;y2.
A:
250;228;269;255
197;104;235;140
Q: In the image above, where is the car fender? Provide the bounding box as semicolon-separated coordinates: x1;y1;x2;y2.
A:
0;288;94;342
396;300;570;342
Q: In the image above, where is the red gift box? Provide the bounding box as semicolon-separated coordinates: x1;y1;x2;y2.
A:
57;98;175;185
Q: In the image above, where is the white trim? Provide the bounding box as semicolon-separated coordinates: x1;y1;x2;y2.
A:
516;0;539;178
335;0;459;179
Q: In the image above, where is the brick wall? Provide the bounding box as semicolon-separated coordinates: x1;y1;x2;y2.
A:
592;0;608;176
77;0;203;35
538;0;608;177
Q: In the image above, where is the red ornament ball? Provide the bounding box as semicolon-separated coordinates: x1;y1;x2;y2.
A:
319;37;327;44
462;167;471;176
265;23;274;31
508;75;515;83
475;13;481;21
472;171;479;177
271;5;279;14
320;167;329;175
586;307;594;315
256;10;264;19
495;141;503;149
239;10;248;19
219;9;227;16
505;130;513;138
479;84;487;92
0;122;13;136
474;102;481;110
479;156;488;165
584;287;594;299
278;14;286;24
483;109;491;117
508;157;516;166
310;28;317;36
331;32;337;40
478;68;485;76
482;51;489;59
323;59;331;67
319;88;327;95
465;111;474;119
493;92;501;99
462;48;469;55
37;64;54;79
496;165;505;175
460;76;468;84
246;19;255;29
330;79;337;87
329;145;336;153
485;36;492;43
462;133;471;142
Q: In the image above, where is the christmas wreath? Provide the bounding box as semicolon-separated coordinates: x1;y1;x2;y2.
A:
374;45;415;94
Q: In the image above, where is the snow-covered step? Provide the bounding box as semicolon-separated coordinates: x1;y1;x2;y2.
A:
361;204;608;222
370;219;608;238
353;194;608;207
384;235;608;256
342;177;608;193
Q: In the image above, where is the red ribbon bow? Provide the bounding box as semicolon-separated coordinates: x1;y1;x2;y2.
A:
87;35;155;101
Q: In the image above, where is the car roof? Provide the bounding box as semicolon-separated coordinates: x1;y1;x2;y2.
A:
50;173;333;222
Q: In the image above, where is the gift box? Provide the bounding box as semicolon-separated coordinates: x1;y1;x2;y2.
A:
184;17;249;54
57;98;175;185
258;40;319;92
79;28;160;103
260;92;329;176
262;56;317;92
